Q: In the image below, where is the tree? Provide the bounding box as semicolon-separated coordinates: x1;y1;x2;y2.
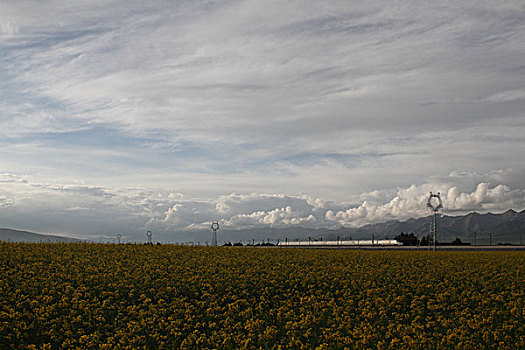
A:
451;238;464;245
420;234;430;246
420;234;439;246
394;232;420;246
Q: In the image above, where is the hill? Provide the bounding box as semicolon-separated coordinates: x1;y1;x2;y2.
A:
0;228;81;243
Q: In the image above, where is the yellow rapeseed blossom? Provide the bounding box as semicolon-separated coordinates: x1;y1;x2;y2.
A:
0;242;524;349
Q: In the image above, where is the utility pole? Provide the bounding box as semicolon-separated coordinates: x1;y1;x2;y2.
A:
489;232;492;246
211;222;219;247
427;192;443;252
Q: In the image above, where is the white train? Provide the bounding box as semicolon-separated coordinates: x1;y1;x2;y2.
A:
277;239;402;246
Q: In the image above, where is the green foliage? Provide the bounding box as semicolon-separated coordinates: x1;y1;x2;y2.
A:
0;243;524;349
394;232;419;246
451;238;465;245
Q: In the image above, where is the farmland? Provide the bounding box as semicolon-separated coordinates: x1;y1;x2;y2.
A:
1;243;524;349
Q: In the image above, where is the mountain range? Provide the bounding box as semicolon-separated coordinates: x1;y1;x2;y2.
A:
218;209;525;245
1;209;524;244
339;209;525;244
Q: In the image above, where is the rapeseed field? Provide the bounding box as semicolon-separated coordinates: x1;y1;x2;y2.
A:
1;243;523;349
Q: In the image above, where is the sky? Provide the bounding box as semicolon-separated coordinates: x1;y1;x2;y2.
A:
1;0;524;242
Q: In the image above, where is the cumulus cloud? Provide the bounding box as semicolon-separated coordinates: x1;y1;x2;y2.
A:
325;178;525;227
147;201;216;231
0;22;18;35
0;173;29;183
215;193;316;216
445;183;524;212
325;190;429;228
224;206;317;229
0;195;15;208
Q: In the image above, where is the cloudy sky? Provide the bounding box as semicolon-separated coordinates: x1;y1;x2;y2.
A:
1;0;524;241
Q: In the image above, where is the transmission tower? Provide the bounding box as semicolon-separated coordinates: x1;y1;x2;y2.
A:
146;230;152;244
117;234;121;244
426;192;443;251
211;222;219;247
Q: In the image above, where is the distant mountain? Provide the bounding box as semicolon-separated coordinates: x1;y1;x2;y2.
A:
0;228;81;243
324;209;525;244
216;209;525;245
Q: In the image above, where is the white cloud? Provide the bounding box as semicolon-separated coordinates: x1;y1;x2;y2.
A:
224;206;317;228
2;0;523;145
0;173;29;183
0;22;18;35
483;89;525;103
214;193;314;216
325;176;525;227
0;195;15;208
445;183;524;211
